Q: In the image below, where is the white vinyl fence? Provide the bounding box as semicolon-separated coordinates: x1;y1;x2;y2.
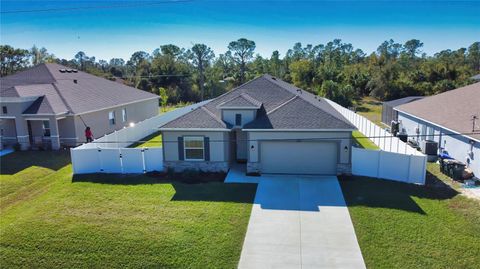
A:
352;148;426;184
325;99;422;156
71;101;209;174
75;100;210;150
325;99;427;184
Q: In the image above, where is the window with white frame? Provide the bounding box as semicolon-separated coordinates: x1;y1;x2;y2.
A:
109;111;116;125
122;108;127;122
184;136;204;160
42;120;51;137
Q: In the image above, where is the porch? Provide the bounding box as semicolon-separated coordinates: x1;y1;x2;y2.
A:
0;116;62;150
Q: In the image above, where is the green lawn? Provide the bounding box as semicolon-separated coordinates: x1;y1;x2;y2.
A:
352;130;380;150
129;104;188;148
340;175;480;269
130;131;162;148
0;151;256;268
355;97;385;126
344;97;480;268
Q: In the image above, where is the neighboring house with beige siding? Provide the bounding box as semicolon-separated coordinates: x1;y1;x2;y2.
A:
0;63;159;150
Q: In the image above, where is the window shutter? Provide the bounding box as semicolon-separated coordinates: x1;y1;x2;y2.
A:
178;137;184;160
204;137;210;161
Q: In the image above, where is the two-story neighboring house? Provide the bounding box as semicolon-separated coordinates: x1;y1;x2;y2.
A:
0;63;159;150
159;75;356;176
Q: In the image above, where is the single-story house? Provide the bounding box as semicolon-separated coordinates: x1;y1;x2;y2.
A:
159;75;356;175
395;82;480;176
381;96;423;126
0;63;159;150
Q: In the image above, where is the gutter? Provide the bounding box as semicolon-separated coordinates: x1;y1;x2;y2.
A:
395;109;480;143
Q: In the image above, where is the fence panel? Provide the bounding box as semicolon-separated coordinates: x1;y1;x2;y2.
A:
378;151;410;181
121;148;145;173
351;148;380;177
70;148;101;174
352;147;426;184
99;148;122;173
144;148;164;172
409;154;427;184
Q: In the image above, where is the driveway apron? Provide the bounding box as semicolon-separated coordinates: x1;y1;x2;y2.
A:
236;175;365;269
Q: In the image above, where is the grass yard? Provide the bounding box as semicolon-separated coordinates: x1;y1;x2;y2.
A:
340;176;480;269
130;131;162;148
352;130;379;150
130;104;189;148
345;97;480;268
0;151;256;268
354;97;385;126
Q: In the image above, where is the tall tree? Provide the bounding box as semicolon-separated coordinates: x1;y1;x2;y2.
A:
403;39;423;58
0;45;30;76
188;44;215;100
228;38;256;84
467;42;480;71
30;45;55;65
74;51;88;70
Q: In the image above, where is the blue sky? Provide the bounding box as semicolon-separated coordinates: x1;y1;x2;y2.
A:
1;0;479;60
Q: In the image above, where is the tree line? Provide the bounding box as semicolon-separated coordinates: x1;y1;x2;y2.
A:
1;39;479;106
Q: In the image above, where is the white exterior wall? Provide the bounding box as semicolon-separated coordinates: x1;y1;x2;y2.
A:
247;131;352;164
221;109;256;127
162;131;229;162
398;112;480;176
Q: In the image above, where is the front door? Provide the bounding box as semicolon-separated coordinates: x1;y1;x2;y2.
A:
236;130;248;162
27;120;34;144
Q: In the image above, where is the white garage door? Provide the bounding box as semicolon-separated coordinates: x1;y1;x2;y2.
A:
260;141;338;175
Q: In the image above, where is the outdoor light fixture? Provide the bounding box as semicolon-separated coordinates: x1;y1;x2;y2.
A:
129;122;135;127
344;145;348;153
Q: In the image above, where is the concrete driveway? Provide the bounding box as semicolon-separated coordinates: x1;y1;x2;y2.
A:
227;172;365;269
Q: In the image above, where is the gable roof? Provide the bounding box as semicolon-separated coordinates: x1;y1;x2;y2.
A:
395;82;480;141
384;96;424;107
161;74;354;130
0;63;159;115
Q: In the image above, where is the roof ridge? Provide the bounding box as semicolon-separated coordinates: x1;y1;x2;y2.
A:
268;75;354;127
201;106;227;127
240;92;262;106
38;63;58;83
51;83;73;114
266;95;298;115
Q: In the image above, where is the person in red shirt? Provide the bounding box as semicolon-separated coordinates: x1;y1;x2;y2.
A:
85;127;93;143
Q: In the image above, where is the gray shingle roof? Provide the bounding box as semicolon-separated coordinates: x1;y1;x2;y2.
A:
384;96;424;107
395;82;480;141
218;93;262;108
161;74;354;130
0;63;159;115
244;96;354;130
161;107;230;129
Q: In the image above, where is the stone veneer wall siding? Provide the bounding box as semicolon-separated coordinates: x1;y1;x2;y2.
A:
164;161;229;173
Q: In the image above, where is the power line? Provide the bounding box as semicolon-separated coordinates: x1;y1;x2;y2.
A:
0;0;193;14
